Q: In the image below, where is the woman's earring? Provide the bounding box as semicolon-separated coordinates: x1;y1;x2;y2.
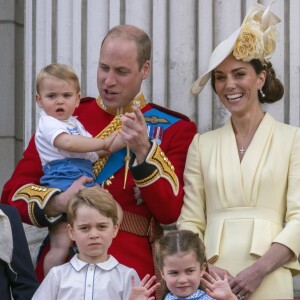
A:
259;88;265;98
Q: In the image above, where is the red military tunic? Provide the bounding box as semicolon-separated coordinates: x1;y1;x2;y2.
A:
1;93;197;283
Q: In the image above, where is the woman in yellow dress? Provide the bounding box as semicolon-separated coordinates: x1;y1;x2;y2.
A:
177;2;300;300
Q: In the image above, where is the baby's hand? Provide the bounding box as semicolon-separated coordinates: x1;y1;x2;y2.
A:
103;131;126;154
128;274;160;300
112;131;126;151
103;131;118;152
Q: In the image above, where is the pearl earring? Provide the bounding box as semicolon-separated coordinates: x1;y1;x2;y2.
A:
259;88;265;98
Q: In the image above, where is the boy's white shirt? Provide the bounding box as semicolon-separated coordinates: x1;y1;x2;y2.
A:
32;254;140;300
35;110;98;166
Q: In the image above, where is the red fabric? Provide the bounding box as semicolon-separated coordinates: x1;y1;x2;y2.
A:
1;97;197;281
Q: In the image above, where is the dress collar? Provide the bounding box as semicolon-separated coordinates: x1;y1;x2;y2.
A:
96;92;147;115
165;289;210;300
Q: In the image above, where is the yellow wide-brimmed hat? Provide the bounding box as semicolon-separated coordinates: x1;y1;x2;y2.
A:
191;1;281;96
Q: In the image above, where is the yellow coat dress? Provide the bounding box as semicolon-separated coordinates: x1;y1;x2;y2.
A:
177;113;300;299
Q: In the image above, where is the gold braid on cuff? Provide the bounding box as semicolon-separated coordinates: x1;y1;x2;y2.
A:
93;114;123;177
12;184;61;209
135;141;179;196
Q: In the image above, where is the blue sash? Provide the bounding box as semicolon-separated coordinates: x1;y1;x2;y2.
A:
95;108;180;184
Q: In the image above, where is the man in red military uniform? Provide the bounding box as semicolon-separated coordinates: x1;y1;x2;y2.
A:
1;24;197;288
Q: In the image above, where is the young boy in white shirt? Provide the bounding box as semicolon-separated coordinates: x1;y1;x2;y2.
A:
32;187;159;299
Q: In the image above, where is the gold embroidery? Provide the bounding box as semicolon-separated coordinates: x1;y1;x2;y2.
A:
96;92;147;115
93;115;123;177
138;142;179;196
94;93;148;177
12;184;60;209
134;169;160;185
103;175;115;187
144;116;169;124
28;202;42;227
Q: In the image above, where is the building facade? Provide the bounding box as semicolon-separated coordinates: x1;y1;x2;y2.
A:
1;0;300;295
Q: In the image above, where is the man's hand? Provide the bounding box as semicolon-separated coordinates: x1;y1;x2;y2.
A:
120;107;151;164
44;176;93;217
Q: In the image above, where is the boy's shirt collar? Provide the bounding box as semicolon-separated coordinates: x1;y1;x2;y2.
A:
70;254;119;271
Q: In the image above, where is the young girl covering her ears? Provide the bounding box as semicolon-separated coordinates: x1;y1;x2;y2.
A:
155;230;237;300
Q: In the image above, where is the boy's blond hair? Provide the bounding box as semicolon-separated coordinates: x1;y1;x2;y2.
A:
36;63;80;94
67;187;118;226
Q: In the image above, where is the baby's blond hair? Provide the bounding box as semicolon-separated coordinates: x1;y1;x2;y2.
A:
36;63;80;94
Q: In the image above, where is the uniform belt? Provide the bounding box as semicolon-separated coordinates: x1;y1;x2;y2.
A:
120;211;163;242
120;211;150;236
120;210;164;299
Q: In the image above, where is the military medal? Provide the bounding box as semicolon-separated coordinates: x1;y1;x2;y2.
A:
147;125;164;145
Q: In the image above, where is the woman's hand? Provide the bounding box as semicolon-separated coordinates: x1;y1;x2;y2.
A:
229;243;294;300
229;263;264;300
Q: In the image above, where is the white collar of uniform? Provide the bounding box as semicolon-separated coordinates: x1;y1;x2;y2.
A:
70;254;119;271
